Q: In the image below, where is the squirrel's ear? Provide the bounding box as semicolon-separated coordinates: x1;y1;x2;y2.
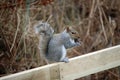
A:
66;26;70;32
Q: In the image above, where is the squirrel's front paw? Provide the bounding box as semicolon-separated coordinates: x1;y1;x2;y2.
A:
76;42;80;46
74;38;81;46
61;57;69;63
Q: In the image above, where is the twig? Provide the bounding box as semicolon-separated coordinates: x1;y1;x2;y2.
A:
46;15;52;22
10;11;20;52
86;0;96;36
60;0;65;31
72;49;80;55
0;52;4;57
107;70;119;79
87;30;102;52
0;0;49;9
97;0;108;43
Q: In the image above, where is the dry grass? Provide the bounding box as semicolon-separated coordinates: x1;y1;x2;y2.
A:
0;0;120;79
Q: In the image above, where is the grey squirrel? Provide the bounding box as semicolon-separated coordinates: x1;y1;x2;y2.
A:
35;22;81;63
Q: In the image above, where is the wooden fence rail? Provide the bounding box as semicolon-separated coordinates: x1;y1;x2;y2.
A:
0;45;120;80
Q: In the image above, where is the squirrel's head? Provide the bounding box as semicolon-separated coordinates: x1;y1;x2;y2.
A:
66;26;81;43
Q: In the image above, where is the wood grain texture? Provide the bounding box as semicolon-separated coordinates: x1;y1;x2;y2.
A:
60;45;120;80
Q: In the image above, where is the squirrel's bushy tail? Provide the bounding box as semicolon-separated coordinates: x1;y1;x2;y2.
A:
34;22;54;58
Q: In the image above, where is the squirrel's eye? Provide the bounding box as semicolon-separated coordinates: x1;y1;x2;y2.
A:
71;32;76;34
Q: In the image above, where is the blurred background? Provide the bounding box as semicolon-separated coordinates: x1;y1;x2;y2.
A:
0;0;120;80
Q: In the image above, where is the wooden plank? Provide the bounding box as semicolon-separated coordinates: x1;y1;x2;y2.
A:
0;64;60;80
0;45;120;80
50;64;60;80
59;45;120;80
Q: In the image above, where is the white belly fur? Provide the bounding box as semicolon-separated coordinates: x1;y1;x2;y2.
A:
60;46;66;61
70;38;75;44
